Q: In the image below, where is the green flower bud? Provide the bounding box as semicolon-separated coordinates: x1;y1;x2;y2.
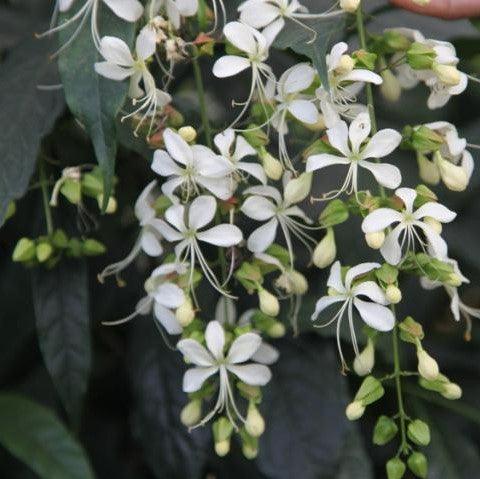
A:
386;457;406;479
399;316;425;344
82;239;106;256
407;419;431;446
60;178;82;205
180;399;202;427
97;194;117;214
245;403;265;437
353;338;375;376
244;129;269;149
412;126;444;153
354;375;385;405
383;30;412;52
258;288;280;317
319;199;349;227
417;347;439;381
313;228;336;269
36;242;53;263
365;231;385;250
373;416;399;446
51;229;69;249
275;270;308;295
241;431;259;459
407;452;428;478
12;238;36;262
267;321;286;338
352;49;377;70
407;42;435;70
423;216;442;234
345;400;365;420
260;151;283;180
215;439;230;457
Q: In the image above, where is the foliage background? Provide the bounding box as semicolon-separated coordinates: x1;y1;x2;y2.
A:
0;0;480;477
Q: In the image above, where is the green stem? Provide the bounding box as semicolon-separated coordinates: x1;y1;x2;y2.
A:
192;53;213;149
39;158;54;235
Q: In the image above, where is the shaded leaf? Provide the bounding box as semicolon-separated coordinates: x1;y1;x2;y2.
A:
0;36;64;222
57;6;134;209
31;258;91;425
0;393;95;479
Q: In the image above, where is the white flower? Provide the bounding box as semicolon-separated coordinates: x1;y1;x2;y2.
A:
311;261;395;369
40;0;143;55
213;129;267;187
156;195;243;295
213;22;274;126
98;181;164;283
362;187;456;265
152;128;233;201
238;0;341;44
306;112;402;199
270;63;319;169
177;320;272;426
315;42;382;128
153;0;198;29
241;174;315;263
102;262;186;334
95;31;172;136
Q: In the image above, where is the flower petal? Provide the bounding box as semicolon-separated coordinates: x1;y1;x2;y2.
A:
163;128;193;165
247;217;278;252
196;176;233;200
140;229;163;256
135;27;156;59
103;0;143;21
214;129;235;157
151;150;182;176
227;333;262;364
360;129;402;159
341;69;382;85
288;99;318;124
153;283;184;308
345;263;380;289
212;55;251;78
182;366;218;393
153;303;183;335
165;204;186;232
349;112;371;154
98;36;134;66
223;21;257;54
251;342;279;364
239;2;279;29
413;202;456;223
94;62;132;81
359;161;402;189
395;187;417;212
205;320;225;359
311;295;345;321
196;224;243;246
327;120;351;156
353;281;388;305
177;339;214;366
226;364;272;385
237;162;267;184
281;63;316;94
418;223;449;259
380;224;404;265
327;260;345;292
306;153;350;172
188;195;217;230
155;219;184;242
234;135;256;160
241;195;276;221
361;208;403;233
353;298;395;331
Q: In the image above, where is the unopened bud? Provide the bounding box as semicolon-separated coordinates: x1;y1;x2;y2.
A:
267;321;286;338
380;69;401;103
215;439;230;457
345;400;365;420
180;399;202;427
242;441;258;459
365;231;385;249
245;403;265;437
353;339;375;376
407;42;435;70
178;126;197;143
435;152;468;191
36;242;53;263
407;452;428;479
423;216;442;234
340;0;360;13
441;382;462;400
334;54;355;75
417;347;439;381
276;270;308;295
12;237;36;262
407;419;431;446
97;194;117;214
261;151;283;180
258;288;280;317
313;228;336;268
432;63;461;86
446;273;463;287
386;457;406;479
417;153;441;184
386;284;402;304
284;172;312;205
176;297;195;327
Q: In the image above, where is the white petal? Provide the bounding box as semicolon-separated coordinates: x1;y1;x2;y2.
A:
247;217;278;252
251;342;279;365
182;367;218;393
349;112;371;154
306;153;350;172
223;21;257;54
243;185;282;204
239;2;279;28
102;0;143;21
151;150;182;176
212;56;251;78
140;229;163;256
361;208;403;233
327;261;345;292
359;161;402;189
360;129;402;159
98;36;134;66
261;17;285;45
288;100;318;124
327;121;351;156
234;136;256;160
328;42;348;71
205;320;225;359
153;283;184;308
177;339;214;366
449;72;468;95
227;333;262;364
395;188;417;213
155;219;184;242
215;297;237;325
311;295;344;320
417;223;448;259
188;195;216;230
413;202;456;223
226;364;272;385
135;27;156;59
380;224;404;265
353;298;395;331
196;224;243;246
176;0;198;16
241;196;276;221
353;281;388;305
214;129;235;157
281;63;316;94
134;180;157;222
341;69;383;85
196;176;233;200
161;177;184;199
153;303;183;335
163;128;193;165
237;162;267;184
345;263;380;289
94;62;132;81
165;204;187;232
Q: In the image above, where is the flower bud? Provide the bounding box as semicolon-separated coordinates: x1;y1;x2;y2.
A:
417;347;439;381
242;442;258;460
258;288;280;317
313;228;336;269
446;273;463;287
176;297;195;327
407;42;435;70
260;151;283;180
245;403;265;437
435;152;468;191
267;321;286;338
97;194;117;214
432;63;461;86
423;216;442;234
417;153;440;184
365;231;385;250
374;416;399;446
380;69;401;103
215;439;230;457
276;270;308;295
407;452;428;479
213;417;233;456
178;126;197;143
334;55;355;75
340;0;360;13
180;399;202;427
353;339;375;376
82;238;106;256
345;400;365;420
12;237;36;262
441;382;462;400
284;172;312;204
36;242;53;263
407;419;431;446
386;458;406;479
386;285;402;304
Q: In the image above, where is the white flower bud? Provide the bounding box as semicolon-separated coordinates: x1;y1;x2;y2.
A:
261;152;283;180
340;0;360;13
334;55;355;76
417;153;441;185
435;153;468;191
180;400;202;427
276;270;308;295
433;63;461;86
258;288;280;317
175;297;195;327
178;126;197;143
385;284;402;304
313;228;336;269
365;231;385;250
215;439;230;457
284;172;312;205
267;321;286;338
345;400;365;420
245;403;265;437
417;348;439;381
353;339;375;376
242;442;258;460
97;194;117;214
423;216;442;234
380;69;401;103
441;382;462;400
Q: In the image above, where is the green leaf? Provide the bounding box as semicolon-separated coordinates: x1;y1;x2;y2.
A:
58;6;134;210
0;393;94;479
273;14;346;89
31;258;91;426
0;36;64;222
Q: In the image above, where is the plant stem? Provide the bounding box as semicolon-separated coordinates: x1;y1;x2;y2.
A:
39;158;54;235
192;53;213;149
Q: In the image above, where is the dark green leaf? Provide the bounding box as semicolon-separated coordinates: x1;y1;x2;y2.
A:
58;6;135;210
0;36;64;222
31;258;91;425
0;393;94;479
